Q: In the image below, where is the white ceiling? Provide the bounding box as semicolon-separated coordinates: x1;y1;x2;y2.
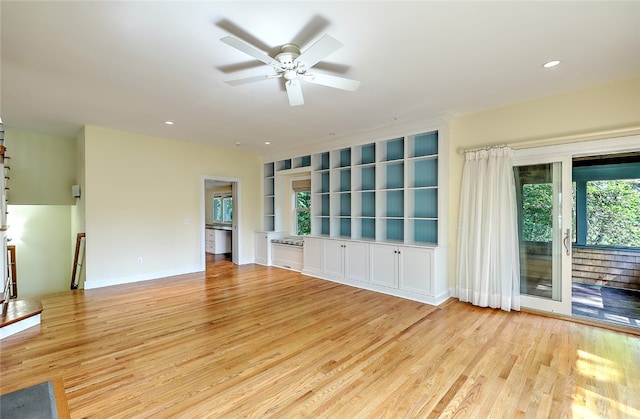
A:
2;1;639;156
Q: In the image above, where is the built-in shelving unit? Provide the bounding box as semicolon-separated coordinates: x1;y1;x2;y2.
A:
302;130;441;245
264;155;312;231
263;162;275;231
261;127;448;306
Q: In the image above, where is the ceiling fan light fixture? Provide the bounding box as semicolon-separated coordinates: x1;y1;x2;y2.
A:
543;60;561;68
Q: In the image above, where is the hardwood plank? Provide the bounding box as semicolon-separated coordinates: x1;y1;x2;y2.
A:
1;263;639;418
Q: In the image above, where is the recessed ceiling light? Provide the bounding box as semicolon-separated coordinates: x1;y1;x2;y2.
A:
543;60;561;68
164;120;174;125
264;141;271;145
236;142;241;146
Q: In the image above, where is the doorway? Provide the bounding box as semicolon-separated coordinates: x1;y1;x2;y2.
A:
512;135;640;326
202;177;240;266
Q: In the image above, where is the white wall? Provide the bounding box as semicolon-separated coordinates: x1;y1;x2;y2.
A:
83;125;262;289
8;205;72;297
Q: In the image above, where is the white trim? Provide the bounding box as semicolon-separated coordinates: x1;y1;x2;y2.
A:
0;314;41;339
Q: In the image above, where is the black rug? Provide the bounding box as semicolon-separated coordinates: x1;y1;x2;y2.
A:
0;381;58;419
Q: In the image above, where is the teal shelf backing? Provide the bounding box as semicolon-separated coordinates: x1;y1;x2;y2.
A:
321;218;330;235
413;189;437;218
340;193;351;216
414;219;437;243
413;159;438;187
264;177;274;195
361;143;376;164
386;219;404;241
320;152;330;170
264;197;274;215
340;169;351;191
339;148;351;167
361;166;375;190
361;192;375;217
340;218;351;237
386;163;404;189
321;194;330;216
385;138;404;161
320;172;329;193
301;155;311;167
264;163;274;177
386;190;404;217
361;218;375;239
277;159;291;171
412;132;438;157
265;217;274;231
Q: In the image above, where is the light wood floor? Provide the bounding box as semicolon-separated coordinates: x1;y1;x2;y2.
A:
1;261;639;418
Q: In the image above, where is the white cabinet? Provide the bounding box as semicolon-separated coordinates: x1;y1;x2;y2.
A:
369;243;399;289
303;236;323;275
322;239;369;282
254;231;284;265
370;243;437;297
206;228;231;255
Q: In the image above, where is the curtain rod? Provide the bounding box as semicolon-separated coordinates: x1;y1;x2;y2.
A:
456;126;640;155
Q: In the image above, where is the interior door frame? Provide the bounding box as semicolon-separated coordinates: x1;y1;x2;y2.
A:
201;176;241;266
512;134;640;315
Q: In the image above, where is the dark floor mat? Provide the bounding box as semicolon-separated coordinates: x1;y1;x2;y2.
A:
0;381;58;419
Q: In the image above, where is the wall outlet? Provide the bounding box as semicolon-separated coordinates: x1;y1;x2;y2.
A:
137;257;143;264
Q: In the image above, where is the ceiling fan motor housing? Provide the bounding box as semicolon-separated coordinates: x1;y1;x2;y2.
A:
276;43;301;69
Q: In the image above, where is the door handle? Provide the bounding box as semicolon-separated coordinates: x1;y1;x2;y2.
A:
563;228;571;256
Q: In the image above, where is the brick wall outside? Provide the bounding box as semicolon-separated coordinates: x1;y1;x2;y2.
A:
572;247;640;290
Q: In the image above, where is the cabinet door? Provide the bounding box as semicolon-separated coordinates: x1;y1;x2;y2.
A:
345;241;369;282
303;237;323;273
399;246;432;295
254;233;268;264
323;239;345;278
370;243;397;288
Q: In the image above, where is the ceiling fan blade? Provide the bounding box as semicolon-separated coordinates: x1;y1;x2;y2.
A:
285;79;304;106
224;75;276;86
221;36;282;69
304;73;361;91
294;34;342;69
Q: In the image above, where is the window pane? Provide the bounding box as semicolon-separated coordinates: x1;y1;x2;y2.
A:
213;198;222;221
522;183;553;242
296;191;311;235
586;179;640;247
223;197;233;222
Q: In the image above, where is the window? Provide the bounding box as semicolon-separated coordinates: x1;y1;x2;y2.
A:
292;178;311;236
585;179;639;247
573;157;640;249
295;191;311;235
213;195;232;223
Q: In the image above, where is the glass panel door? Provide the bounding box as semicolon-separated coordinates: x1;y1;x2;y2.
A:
513;155;572;315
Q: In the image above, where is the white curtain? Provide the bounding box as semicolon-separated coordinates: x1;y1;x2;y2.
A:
457;146;520;311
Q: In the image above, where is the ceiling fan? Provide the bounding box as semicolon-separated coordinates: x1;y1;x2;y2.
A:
220;34;361;106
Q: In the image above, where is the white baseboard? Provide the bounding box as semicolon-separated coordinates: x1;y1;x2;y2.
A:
84;265;203;290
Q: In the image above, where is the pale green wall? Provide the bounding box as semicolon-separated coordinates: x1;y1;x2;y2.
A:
4;130;79;295
5;130;77;205
448;77;640;290
83;126;262;288
8;205;72;297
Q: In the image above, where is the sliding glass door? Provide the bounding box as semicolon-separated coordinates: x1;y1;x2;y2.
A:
513;154;572;315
